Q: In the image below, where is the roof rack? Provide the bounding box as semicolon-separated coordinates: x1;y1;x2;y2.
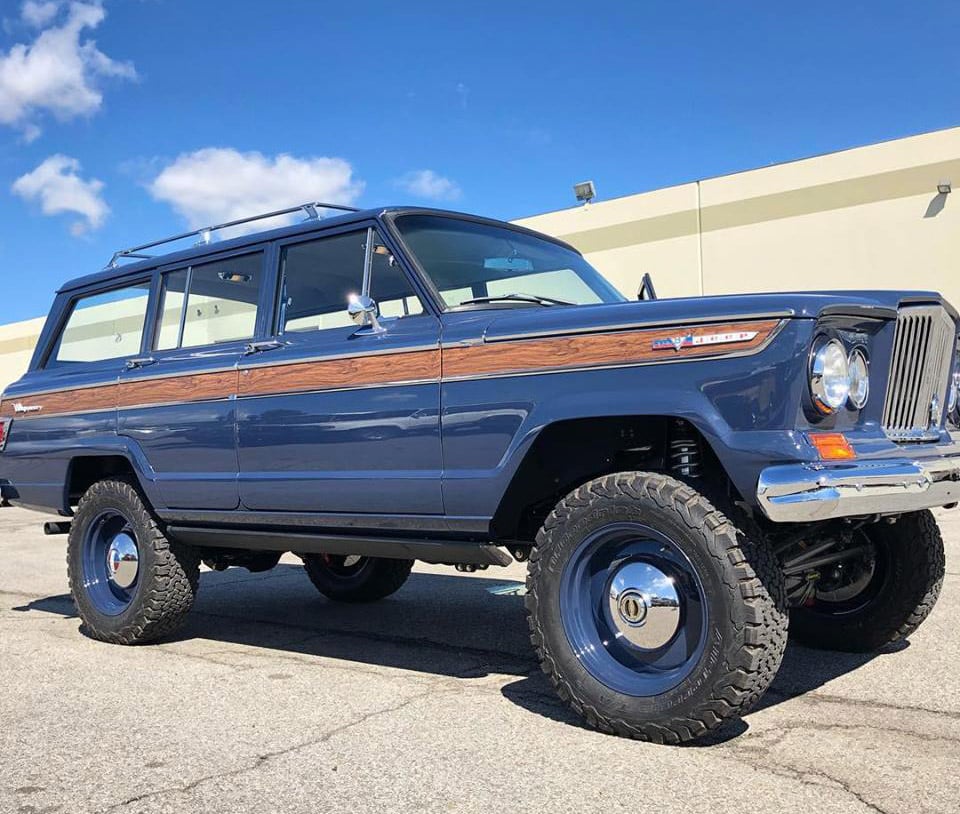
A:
103;201;361;269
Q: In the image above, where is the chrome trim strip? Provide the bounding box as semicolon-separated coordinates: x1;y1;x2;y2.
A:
236;342;439;371
2;376;121;399
475;311;795;345
757;452;960;522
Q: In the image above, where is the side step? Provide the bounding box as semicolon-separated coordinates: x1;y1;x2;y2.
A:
167;526;514;568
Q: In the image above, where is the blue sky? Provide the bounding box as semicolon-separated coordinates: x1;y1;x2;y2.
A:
1;0;958;322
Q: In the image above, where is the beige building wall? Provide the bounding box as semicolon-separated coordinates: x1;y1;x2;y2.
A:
517;126;960;306
0;317;45;394
1;126;958;394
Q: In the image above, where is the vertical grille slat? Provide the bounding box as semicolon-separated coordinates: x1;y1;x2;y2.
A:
881;306;956;441
904;316;930;427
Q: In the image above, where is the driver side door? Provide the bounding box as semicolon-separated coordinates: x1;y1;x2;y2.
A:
236;224;443;518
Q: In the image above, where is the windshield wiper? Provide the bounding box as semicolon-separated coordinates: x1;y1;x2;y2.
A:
457;293;575;307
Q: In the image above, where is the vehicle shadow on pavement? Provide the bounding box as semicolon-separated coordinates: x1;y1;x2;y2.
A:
11;563;904;745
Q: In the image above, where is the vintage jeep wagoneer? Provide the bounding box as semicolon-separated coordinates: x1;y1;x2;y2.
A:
1;203;957;743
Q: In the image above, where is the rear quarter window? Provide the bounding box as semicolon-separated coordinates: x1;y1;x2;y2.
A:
47;282;151;367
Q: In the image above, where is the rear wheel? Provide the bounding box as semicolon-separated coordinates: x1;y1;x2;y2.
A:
302;554;413;602
526;472;788;744
67;478;200;644
788;511;944;652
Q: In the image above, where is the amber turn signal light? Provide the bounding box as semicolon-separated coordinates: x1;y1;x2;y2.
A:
808;432;856;461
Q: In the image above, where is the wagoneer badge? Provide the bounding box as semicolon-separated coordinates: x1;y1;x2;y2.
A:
12;403;42;414
652;330;759;352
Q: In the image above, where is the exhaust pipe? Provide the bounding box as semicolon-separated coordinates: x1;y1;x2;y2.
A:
43;521;71;536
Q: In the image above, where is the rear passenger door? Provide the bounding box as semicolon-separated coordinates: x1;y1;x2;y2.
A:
118;250;265;510
236;224;443;516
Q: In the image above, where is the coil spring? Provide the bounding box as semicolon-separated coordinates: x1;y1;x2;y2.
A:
669;423;702;478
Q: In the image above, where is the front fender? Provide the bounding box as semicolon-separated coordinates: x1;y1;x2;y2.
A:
440;318;815;517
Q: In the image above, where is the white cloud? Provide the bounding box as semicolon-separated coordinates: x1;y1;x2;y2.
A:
22;1;59;27
395;169;462;202
148;148;364;233
11;153;109;234
0;1;136;138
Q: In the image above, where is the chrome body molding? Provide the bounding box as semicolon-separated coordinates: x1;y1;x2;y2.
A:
478;311;795;344
757;449;960;522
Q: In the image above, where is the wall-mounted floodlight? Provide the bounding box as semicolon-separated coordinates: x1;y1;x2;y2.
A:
574;180;596;204
938;179;952;194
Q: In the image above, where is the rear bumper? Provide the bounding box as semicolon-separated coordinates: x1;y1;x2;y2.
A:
757;451;960;522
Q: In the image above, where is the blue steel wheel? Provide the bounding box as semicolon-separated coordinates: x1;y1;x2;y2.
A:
526;472;788;744
81;510;141;616
559;522;707;696
67;478;200;645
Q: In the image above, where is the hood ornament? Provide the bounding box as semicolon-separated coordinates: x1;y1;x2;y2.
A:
652;330;758;352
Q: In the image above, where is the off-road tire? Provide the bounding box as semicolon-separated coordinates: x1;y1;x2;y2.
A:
790;510;944;653
526;472;788;744
67;477;200;644
302;554;413;603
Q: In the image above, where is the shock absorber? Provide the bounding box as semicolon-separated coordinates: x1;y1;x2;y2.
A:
669;419;702;479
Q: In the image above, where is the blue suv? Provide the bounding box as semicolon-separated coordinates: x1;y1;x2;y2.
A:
1;202;956;743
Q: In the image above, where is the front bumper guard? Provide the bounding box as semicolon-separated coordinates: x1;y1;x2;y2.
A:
757;453;960;522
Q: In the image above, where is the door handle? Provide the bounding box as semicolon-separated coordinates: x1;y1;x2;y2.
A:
243;340;287;355
125;357;157;370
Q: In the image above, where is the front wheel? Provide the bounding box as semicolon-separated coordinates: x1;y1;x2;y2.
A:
788;511;945;653
302;554;413;603
526;472;788;744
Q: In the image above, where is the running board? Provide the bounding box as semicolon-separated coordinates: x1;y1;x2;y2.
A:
166;526;514;567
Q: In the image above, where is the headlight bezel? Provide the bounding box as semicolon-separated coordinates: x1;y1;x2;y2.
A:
810;337;852;414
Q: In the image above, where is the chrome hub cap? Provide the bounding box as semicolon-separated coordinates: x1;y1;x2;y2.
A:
106;532;139;589
608;562;681;650
81;511;141;616
559;522;708;697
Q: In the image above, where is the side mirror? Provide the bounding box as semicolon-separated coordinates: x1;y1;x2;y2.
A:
347;294;385;333
638;272;658;301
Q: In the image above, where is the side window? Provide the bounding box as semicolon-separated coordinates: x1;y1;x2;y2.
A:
278;229;423;334
49;281;151;366
155;252;262;350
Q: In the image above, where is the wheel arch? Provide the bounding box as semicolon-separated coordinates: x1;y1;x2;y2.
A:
490;414;743;542
64;448;156;511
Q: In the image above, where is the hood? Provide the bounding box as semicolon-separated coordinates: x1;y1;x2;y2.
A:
475;290;954;343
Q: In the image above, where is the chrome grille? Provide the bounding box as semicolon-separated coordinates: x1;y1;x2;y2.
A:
881;305;956;440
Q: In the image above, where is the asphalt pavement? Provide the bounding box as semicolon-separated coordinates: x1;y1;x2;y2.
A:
1;504;958;814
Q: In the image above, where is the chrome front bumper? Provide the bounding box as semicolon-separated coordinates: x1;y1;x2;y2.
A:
757;453;960;522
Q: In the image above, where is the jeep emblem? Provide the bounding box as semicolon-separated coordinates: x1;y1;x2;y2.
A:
651;330;758;352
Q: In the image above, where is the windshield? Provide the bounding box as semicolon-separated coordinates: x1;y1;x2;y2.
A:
393;214;627;309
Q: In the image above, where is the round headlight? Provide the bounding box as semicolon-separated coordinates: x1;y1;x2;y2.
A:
847;348;870;410
811;339;850;413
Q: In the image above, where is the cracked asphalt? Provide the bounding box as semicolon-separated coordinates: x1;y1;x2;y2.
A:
1;506;959;814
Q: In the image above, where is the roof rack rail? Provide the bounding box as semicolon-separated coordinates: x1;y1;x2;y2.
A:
103;201;360;269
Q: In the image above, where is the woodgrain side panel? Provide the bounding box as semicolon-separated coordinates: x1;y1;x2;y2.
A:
117;370;238;409
0;382;118;419
1;320;779;419
442;320;781;380
239;348;441;397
